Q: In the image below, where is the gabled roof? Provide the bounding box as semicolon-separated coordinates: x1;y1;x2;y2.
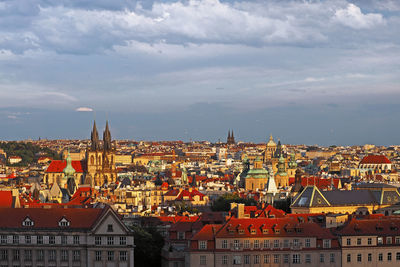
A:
46;160;85;173
0;207;104;229
291;186;330;208
192;224;222;240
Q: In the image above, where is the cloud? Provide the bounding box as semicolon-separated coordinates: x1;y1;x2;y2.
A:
75;107;93;112
333;3;385;29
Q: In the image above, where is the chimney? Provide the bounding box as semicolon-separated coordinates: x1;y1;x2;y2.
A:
237;203;245;219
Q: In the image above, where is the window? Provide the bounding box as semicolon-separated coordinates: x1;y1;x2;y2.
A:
59;218;70;227
273;254;279;263
95;236;102;245
396;237;400;244
264;254;270;264
357;254;362;262
233;240;239;249
347;254;351;262
222;255;228;265
37;235;43;244
107;236;114;245
323;239;331;248
346;238;351;246
107;251;114;261
284;239;289;248
107;224;113;232
357;238;361;245
263;239;269;248
199;241;207;250
388;252;392;261
233;255;241;265
49;236;55;244
244;255;250;264
368;238;372;245
305;254;311;263
178;231;185;240
13;250;19;261
254;240;259;249
49;250;55;261
200;255;207;265
120;251;127;261
378;253;383;261
0;250;7;261
73;250;80;261
61;250;68;261
244;240;249;249
0;235;6;244
22;217;34;227
73;236;80;245
254;255;260;264
284;254;289;263
37;250;44;261
368;253;372;262
378;237;383;245
61;236;67;244
305;238;311;248
396;252;400;261
119;236;126;245
95;251;102;261
13;235;19;244
292;254;300;264
222;240;228;249
293;239;299;247
387;237;392;244
274;239;279;248
25;235;31;244
320;253;325;263
330;253;335;263
24;250;32;261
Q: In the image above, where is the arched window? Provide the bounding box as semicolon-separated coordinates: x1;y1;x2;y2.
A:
90;155;94;165
98;156;101;165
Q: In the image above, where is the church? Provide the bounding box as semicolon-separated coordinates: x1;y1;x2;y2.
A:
45;121;117;188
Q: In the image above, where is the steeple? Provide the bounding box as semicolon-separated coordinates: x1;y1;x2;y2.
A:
103;120;112;151
231;130;235;144
227;130;231;144
91;120;100;150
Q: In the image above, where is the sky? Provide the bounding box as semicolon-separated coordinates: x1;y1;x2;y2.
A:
0;0;399;145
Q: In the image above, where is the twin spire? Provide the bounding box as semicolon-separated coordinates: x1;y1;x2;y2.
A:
227;129;235;145
91;120;112;151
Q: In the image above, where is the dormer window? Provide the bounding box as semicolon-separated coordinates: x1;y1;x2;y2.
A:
22;217;34;227
59;217;70;227
250;229;257;235
107;224;113;232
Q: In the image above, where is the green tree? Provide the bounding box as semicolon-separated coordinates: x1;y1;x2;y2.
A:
130;224;165;267
211;193;257;211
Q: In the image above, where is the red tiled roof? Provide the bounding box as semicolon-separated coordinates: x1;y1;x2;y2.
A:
176;188;206;201
0;191;13;208
360;155;391;164
0;207;104;229
336;217;400;236
46;160;85;173
192;224;222;240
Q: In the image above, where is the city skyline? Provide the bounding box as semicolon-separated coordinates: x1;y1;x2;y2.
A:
0;0;399;145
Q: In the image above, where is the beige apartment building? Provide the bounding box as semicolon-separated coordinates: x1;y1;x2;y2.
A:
0;206;134;267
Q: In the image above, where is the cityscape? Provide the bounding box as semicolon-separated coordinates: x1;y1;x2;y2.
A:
1;0;400;267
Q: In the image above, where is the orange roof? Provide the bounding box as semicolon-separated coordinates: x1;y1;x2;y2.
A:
0;207;104;229
360;155;391;164
46;160;85;173
0;191;13;208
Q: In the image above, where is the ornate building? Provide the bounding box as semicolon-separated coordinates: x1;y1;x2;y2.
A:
86;121;117;187
274;154;289;188
263;134;277;162
244;157;270;191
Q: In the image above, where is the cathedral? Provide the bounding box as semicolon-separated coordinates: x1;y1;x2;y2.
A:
85;121;117;187
45;121;117;188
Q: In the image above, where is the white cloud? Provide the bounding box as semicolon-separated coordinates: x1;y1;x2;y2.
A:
333;3;385;29
76;107;93;112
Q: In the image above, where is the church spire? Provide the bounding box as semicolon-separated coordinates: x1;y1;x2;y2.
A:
103;120;112;151
91;120;100;150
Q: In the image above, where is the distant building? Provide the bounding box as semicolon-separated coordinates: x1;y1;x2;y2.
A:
8;156;22;164
226;130;235;145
